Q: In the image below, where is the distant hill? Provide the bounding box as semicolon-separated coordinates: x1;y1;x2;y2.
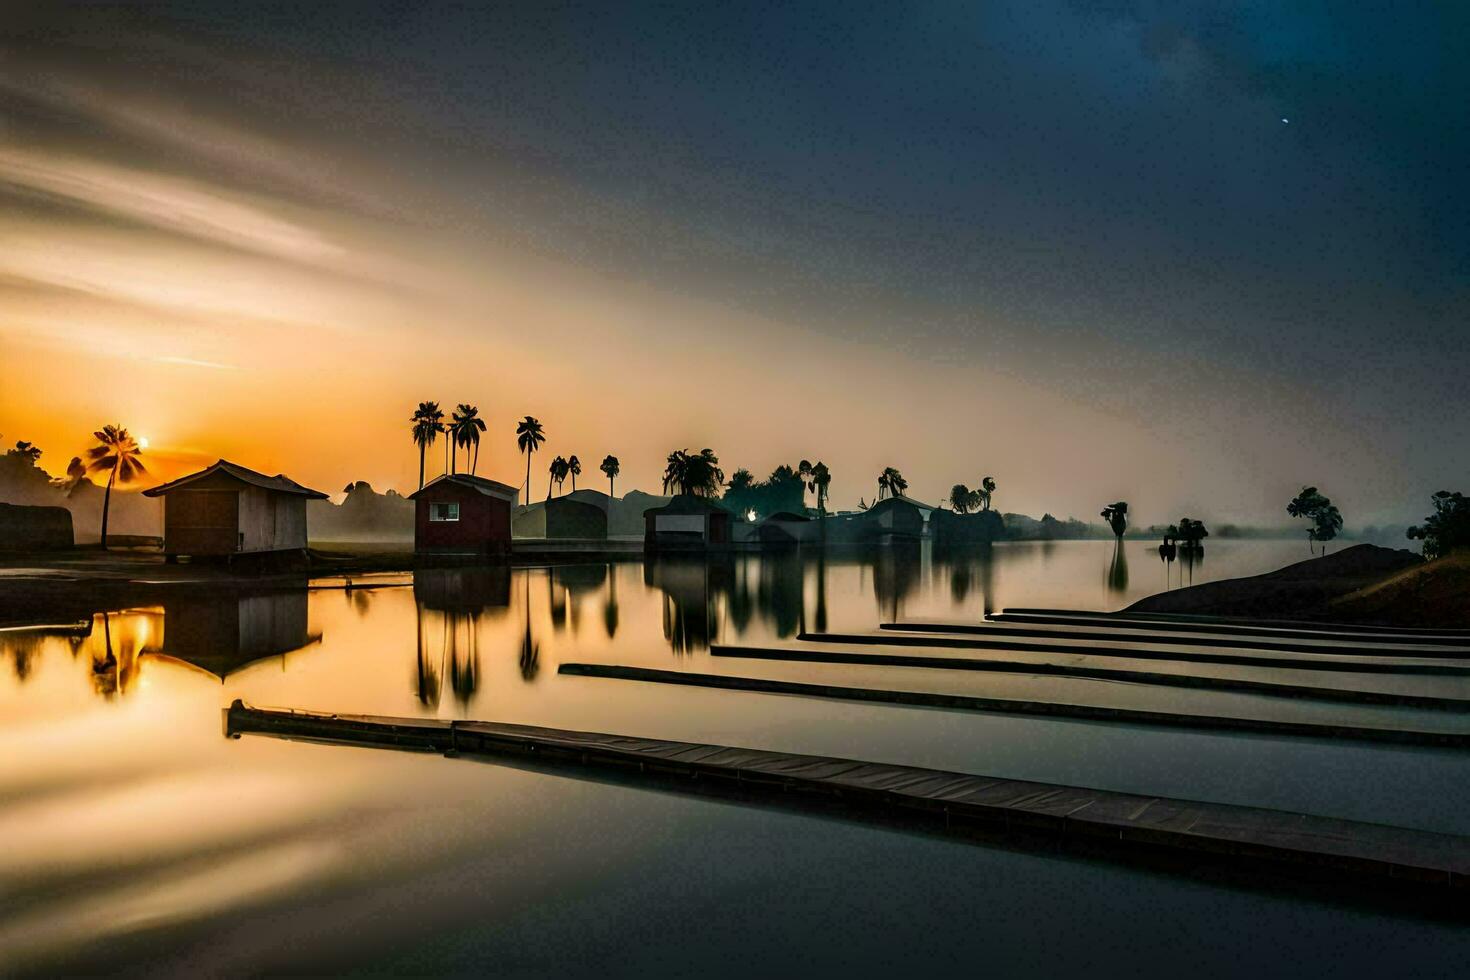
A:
307;481;413;541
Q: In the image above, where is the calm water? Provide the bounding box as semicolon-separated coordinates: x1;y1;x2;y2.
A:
4;540;1469;976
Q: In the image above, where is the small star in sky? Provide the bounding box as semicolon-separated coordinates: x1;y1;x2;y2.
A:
1281;117;1290;124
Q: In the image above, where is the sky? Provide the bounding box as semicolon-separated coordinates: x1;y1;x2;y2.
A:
1;1;1466;524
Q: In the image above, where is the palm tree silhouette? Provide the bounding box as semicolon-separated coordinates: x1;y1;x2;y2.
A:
411;402;444;489
568;455;581;492
979;476;997;512
877;467;906;501
809;461;831;515
451;404;486;475
84;425;146;550
548;455;569;500
1100;501;1129;540
600;455;620;497
515;416;545;505
798;459;814;509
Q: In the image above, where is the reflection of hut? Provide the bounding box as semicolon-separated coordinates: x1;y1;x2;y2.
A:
143;460;328;560
644;496;731;552
156;590;319;677
413;566;511;612
756;511;816;546
409;474;518;557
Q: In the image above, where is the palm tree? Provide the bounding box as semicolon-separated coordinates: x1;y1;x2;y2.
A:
663;450;688;495
979;476;997;512
515;416;545;505
600;455;620;497
1100;501;1129;540
411;401;444;489
949;484;973;514
809;462;831;515
451;404;486;475
798;459;814;508
568;455;581;492
548;455;569;500
877;467;907;501
663;448;723;496
84;425;146;550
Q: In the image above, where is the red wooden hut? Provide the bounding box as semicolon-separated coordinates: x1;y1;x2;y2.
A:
408;474;518;557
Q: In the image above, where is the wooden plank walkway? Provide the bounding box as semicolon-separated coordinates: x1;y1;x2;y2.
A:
1001;607;1470;640
796;631;1470;676
556;663;1470;747
708;644;1470;711
875;624;1470;658
224;700;1470;892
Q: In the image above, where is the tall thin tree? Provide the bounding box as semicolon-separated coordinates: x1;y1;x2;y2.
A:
84;425;146;550
411;401;444;489
600;455;620;498
515;416;545;506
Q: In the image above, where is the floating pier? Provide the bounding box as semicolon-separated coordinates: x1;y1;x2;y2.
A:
556;663;1470;747
709;643;1470;711
224;700;1470;893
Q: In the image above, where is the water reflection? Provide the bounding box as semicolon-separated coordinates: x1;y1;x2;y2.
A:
1106;541;1129;595
413;567;512;705
2;542;1306;702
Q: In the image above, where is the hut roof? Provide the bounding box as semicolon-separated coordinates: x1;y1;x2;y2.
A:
644;494;730;517
408;473;519;501
143;459;328;499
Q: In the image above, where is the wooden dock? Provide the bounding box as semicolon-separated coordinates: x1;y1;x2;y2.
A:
224;700;1470;893
556;663;1470;747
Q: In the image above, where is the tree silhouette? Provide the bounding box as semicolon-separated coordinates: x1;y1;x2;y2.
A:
600;455;620;497
979;476;997;512
949;484;973;514
11;440;41;463
548;455;569;500
809;461;831;515
84;425;146;550
1287;486;1343;554
568;455;581;491
877;467;907;501
451;404;486;475
515;416;545;505
663;448;723;496
1100;501;1129;540
798;459;814;509
1407;491;1469;559
411;401;444;489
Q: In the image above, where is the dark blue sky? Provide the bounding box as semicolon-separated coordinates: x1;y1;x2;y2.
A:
4;2;1466;519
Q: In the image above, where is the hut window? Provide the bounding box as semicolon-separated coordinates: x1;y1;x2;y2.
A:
429;502;460;522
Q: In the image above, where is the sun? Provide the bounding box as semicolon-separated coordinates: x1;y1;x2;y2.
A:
137;436;151;449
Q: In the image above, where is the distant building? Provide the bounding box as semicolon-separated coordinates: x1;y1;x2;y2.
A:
408;474;518;557
0;502;73;551
547;494;609;539
644;495;732;551
142;460;327;560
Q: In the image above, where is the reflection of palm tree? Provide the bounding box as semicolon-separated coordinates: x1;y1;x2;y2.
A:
515;416;545;505
603;564;620;639
446;611;479;706
814;550;829;633
519;574;540;681
85;425;146;550
414;603;440;707
600;455;620;497
1106;539;1129;595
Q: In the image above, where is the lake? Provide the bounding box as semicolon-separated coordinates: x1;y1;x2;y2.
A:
4;539;1469;977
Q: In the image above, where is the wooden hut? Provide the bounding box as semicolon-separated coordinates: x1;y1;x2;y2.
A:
142;460;327;560
644;495;731;552
408;474;518;557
